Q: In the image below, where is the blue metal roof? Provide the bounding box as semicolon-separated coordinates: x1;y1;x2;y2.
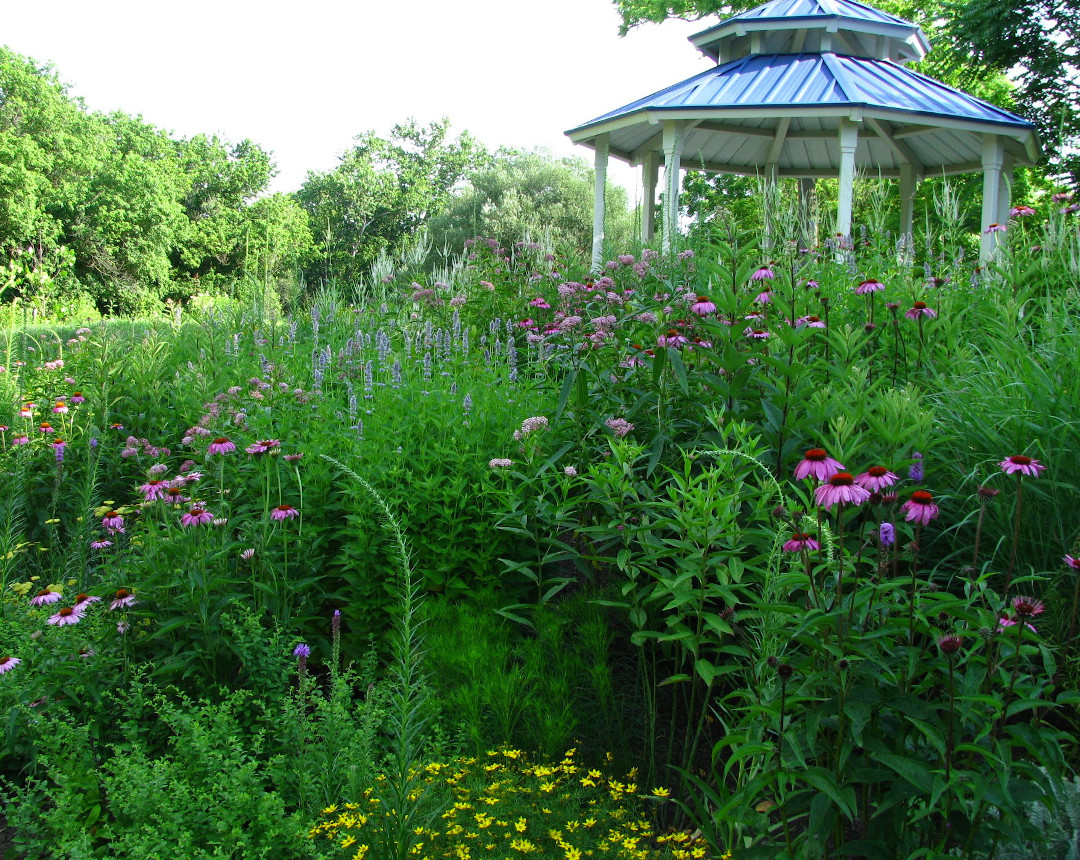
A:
720;0;914;29
569;53;1032;133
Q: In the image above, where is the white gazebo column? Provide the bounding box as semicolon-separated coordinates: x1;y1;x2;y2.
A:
661;120;685;255
591;133;609;272
798;178;817;248
980;135;1005;262
641;150;660;244
835;118;859;240
898;163;917;238
997;155;1014;226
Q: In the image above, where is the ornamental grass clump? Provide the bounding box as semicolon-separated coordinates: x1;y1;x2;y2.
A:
310;747;715;860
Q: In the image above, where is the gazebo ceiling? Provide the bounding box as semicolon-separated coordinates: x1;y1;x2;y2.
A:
566;52;1039;178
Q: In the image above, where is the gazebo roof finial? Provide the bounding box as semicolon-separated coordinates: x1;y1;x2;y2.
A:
689;0;930;64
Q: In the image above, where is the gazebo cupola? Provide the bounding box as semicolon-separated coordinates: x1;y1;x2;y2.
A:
567;0;1039;267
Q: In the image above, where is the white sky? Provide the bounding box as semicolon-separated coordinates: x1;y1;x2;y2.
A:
5;0;714;197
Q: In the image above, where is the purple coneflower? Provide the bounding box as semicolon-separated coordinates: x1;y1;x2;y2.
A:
52;401;68;415
245;439;280;455
999;455;1045;477
207;437;235;455
794;448;845;482
1010;205;1036;217
271;504;299;521
284;453;304;462
905;301;937;320
754;290;773;304
854;279;884;294
901;490;939;525
90;539;112;550
102;511;124;532
30;587;62;606
140;480;167;501
0;656;21;673
984;222;1007;234
744;328;771;339
814;473;871;510
1011;595;1045;617
795;315;826;328
48;606;84;626
690;296;716;316
657;330;688;348
750;266;775;281
38;422;54;434
181;507;213;527
12;435;28;446
1065;555;1080;571
854;466;898;492
73;593;102;609
938;635;963;654
529;297;551;309
70;392;85;404
782;533;820;552
240;548;255;560
109;588;137;610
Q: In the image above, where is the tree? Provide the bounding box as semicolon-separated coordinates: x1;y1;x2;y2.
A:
428;148;638;260
296;118;488;284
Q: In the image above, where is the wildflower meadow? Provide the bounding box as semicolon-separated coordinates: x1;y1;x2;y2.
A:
0;180;1080;860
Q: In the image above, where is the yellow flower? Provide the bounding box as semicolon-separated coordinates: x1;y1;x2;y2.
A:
514;817;527;832
565;848;583;860
322;805;338;815
341;835;356;848
651;786;671;798
510;838;537;853
540;781;556;793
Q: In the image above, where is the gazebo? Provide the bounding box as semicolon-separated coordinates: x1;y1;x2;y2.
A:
566;0;1040;266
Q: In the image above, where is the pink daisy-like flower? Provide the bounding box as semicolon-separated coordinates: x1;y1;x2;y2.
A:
109;589;137;610
38;422;55;434
854;466;899;492
240;548;256;560
782;533;820;552
18;404;32;419
999;616;1037;633
854;279;885;295
12;435;29;446
814;473;872;510
528;297;551;309
140;479;168;501
245;439;280;455
1011;595;1045;617
795;315;826;328
0;656;21;673
901;490;940;525
207;437;235;455
904;302;937;320
90;539;112;550
1064;555;1080;571
271;504;299;521
70;392;85;404
1009;205;1036;217
690;296;716;316
984;222;1007;234
658;330;688;348
999;455;1045;477
283;453;304;462
102;511;124;531
794;448;845;482
52;400;68;415
47;606;84;626
181;507;213;527
750;266;775;281
744;328;771;339
73;593;102;609
30;587;63;606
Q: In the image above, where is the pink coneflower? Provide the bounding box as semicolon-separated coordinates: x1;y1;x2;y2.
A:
1064;555;1080;571
905;302;937;320
109;422;124;431
245;439;280;455
140;480;168;501
165;487;187;505
70;392;85;404
181;507;213;527
901;490;939;525
47;606;84;626
999;616;1037;633
794;448;845;481
984;222;1007;234
751;266;775;281
18;404;32;419
795;315;826;328
999;455;1045;477
90;539;112;550
73;594;102;609
30;587;62;606
754;290;773;304
814;473;871;510
690;296;716;316
271;504;299;521
109;589;137;610
1009;205;1036;217
52;400;68;415
0;656;21;674
284;453;304;462
783;533;820;552
529;297;551;309
176;471;204;485
38;422;54;434
854;466;898;492
1011;596;1045;617
102;511;124;531
11;435;28;446
938;635;963;654
658;329;688;348
207;437;235;455
854;279;885;294
744;328;771;339
240;548;255;560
